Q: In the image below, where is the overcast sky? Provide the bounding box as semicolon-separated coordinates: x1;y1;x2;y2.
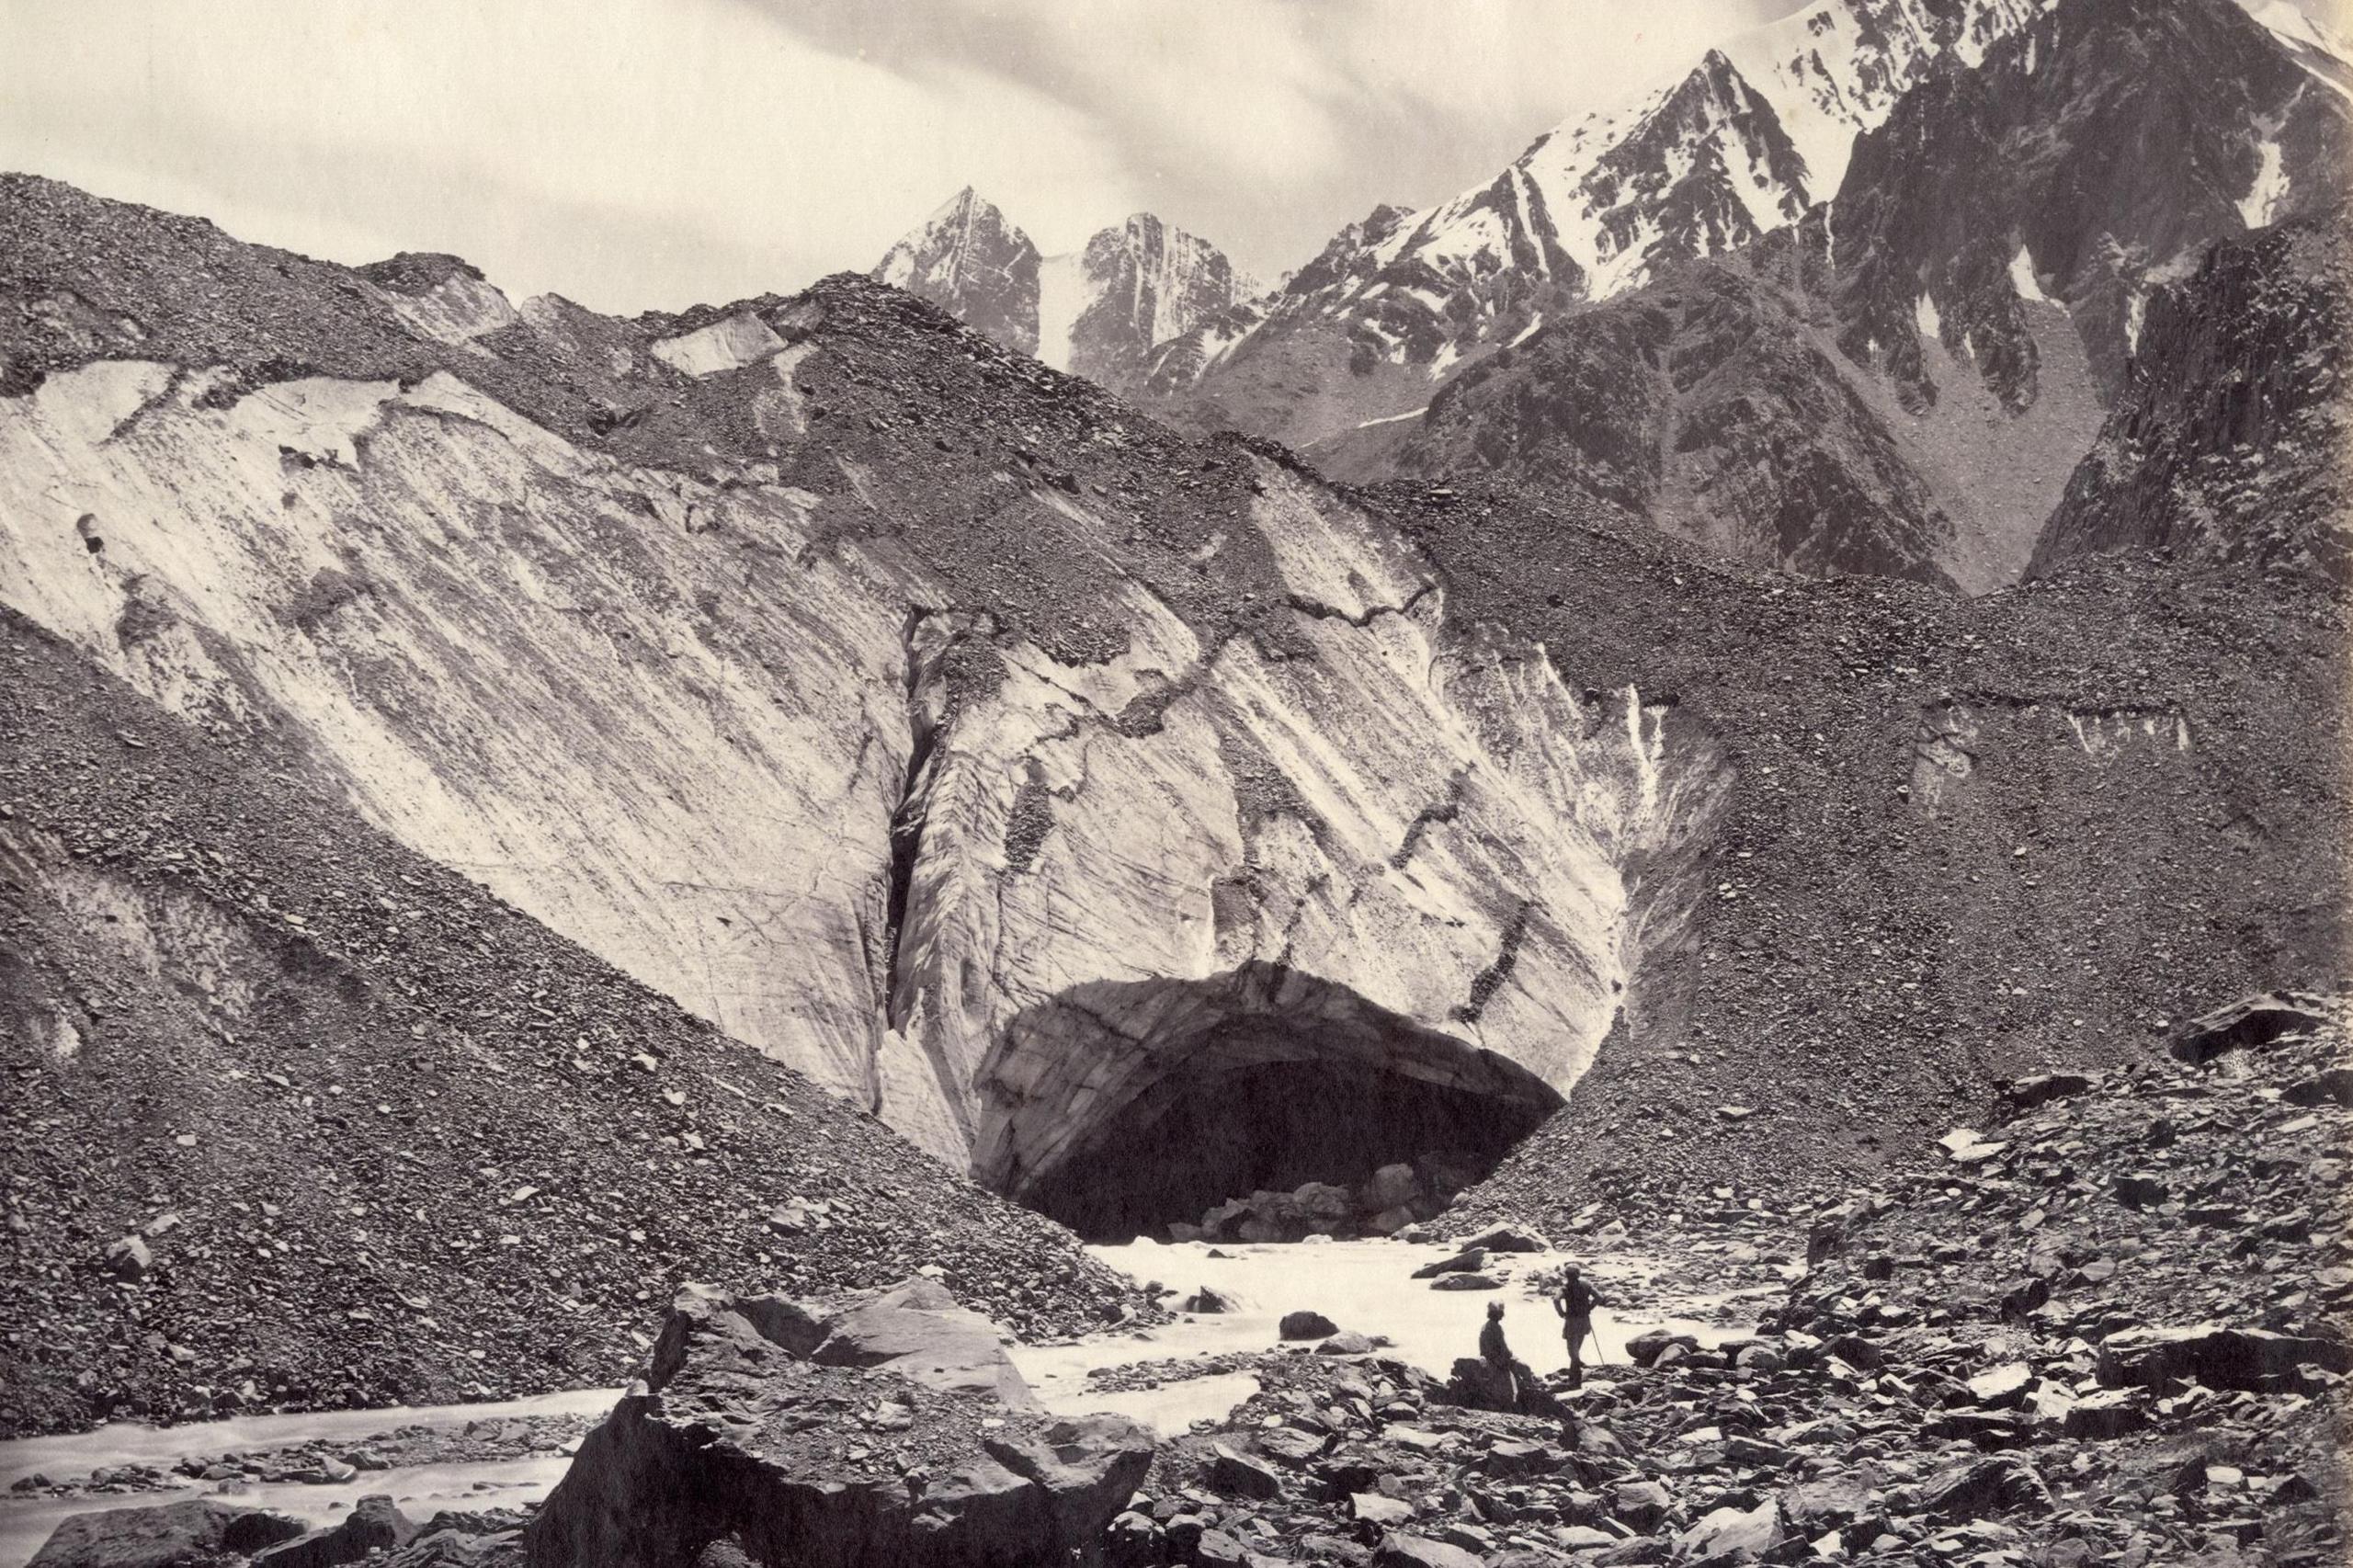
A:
0;0;2335;313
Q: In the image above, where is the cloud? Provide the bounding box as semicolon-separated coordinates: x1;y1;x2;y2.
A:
21;0;2313;311
0;0;1142;308
757;0;1790;270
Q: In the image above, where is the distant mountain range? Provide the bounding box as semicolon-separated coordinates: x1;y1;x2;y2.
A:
873;0;2350;590
873;188;1257;390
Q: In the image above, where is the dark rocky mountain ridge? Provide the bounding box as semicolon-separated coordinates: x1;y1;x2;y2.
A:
2032;202;2352;579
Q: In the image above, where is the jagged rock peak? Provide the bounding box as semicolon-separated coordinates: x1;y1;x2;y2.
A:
871;193;1254;384
871;186;1043;356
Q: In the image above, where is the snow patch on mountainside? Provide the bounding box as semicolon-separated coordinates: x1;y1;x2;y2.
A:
651;312;784;378
2239;135;2290;226
2009;246;2051;304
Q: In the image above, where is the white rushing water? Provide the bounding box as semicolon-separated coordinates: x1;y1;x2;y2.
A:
0;1239;1764;1563
1011;1237;1745;1436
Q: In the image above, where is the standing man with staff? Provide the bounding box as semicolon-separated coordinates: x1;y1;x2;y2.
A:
1552;1265;1606;1387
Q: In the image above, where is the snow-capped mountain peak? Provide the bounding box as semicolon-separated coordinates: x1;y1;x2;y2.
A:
1142;0;2060;447
871;187;1043;354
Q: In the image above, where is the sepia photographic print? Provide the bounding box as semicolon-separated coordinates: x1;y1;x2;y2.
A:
1;0;2349;1563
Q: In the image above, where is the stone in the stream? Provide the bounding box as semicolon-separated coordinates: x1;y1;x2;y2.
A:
1178;1287;1238;1314
1410;1248;1487;1278
1428;1273;1502;1291
252;1494;422;1567
29;1500;309;1567
1279;1310;1338;1340
1316;1331;1377;1355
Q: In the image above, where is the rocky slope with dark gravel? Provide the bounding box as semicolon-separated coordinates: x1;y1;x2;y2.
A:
0;171;2344;1301
0;609;1143;1438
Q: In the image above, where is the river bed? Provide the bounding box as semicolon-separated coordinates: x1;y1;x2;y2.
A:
0;1237;1768;1563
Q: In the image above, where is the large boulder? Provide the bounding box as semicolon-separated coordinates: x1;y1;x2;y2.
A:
1441;1356;1563;1418
2171;993;2336;1063
29;1500;309;1567
811;1278;1038;1409
1279;1310;1339;1341
528;1285;1154;1567
1456;1223;1550;1254
2097;1324;2353;1392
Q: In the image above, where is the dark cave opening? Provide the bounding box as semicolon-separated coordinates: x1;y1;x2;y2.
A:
971;965;1565;1244
1022;1053;1553;1242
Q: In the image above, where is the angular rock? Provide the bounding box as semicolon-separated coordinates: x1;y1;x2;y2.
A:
1677;1500;1782;1560
2062;1388;2149;1438
1457;1223;1550;1254
29;1501;309;1567
1611;1479;1673;1530
1625;1330;1699;1368
1371;1534;1483;1568
2097;1324;2353;1392
1996;1072;2098;1119
811;1277;1037;1408
1429;1273;1502;1291
1209;1444;1282;1500
1915;1455;2053;1522
526;1287;1154;1567
102;1235;153;1281
2172;993;2335;1063
1964;1362;2036;1409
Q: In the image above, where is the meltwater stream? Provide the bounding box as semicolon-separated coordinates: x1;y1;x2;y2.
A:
0;1240;1759;1565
